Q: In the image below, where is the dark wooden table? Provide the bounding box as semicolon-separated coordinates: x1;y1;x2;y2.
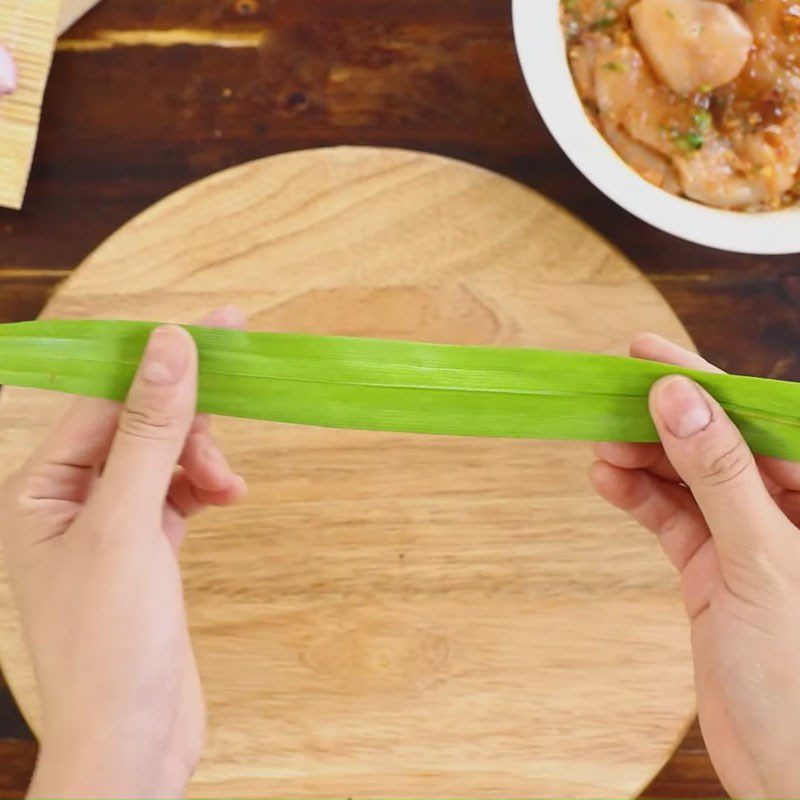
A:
5;0;791;795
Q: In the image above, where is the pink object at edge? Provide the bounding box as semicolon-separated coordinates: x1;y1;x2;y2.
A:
0;43;18;96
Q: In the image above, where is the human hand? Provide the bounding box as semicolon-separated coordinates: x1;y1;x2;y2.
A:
0;307;248;800
591;334;800;799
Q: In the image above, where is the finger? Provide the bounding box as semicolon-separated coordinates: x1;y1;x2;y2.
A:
15;307;246;512
630;334;782;494
680;537;718;622
197;304;247;330
774;491;800;528
590;460;709;572
93;326;198;522
649;375;792;566
167;470;248;519
593;441;680;483
754;456;800;493
180;432;239;493
589;334;722;487
630;333;723;373
162;471;247;553
19;398;119;504
188;305;247;437
162;504;187;553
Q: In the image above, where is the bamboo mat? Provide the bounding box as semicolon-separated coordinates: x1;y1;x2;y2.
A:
0;0;61;209
0;0;102;210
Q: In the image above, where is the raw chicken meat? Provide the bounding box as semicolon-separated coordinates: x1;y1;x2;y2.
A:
563;0;800;210
602;121;683;190
630;0;753;93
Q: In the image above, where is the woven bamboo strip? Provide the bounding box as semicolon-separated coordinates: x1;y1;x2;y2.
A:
0;0;61;209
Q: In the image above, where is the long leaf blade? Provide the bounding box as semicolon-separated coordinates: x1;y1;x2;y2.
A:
2;320;800;459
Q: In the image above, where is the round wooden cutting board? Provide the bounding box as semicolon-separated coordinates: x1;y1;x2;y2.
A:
0;147;696;798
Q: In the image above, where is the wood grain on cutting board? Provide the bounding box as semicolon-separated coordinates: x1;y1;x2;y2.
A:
0;0;61;209
0;148;696;798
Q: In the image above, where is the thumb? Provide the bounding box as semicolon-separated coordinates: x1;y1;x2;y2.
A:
649;375;790;564
94;325;198;522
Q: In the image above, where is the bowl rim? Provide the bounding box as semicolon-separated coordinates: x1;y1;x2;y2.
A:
511;0;800;255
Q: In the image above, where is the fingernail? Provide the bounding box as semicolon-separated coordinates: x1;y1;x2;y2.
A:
654;376;712;439
140;326;191;386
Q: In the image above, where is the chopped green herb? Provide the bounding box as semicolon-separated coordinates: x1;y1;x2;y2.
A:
698;83;713;93
590;15;616;29
604;0;616;8
602;61;626;72
564;0;578;10
674;131;705;151
666;9;676;18
692;109;713;133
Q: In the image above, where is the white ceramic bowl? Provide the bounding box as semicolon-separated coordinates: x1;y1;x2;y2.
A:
512;0;800;254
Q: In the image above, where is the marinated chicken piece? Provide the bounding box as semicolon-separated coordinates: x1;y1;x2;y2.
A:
737;109;800;198
722;47;800;112
671;108;800;208
601;120;683;190
593;42;697;154
563;0;800;210
737;0;800;69
568;34;603;101
586;37;797;208
718;49;800;199
673;136;768;206
630;0;754;93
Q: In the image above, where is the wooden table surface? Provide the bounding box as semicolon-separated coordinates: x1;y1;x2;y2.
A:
3;0;788;795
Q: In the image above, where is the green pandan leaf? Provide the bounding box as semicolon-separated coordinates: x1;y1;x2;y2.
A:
2;320;800;460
